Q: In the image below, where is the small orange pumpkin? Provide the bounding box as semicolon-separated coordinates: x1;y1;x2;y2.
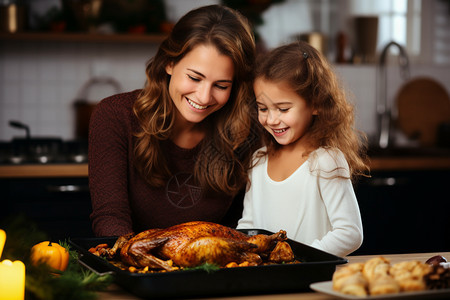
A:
31;241;69;272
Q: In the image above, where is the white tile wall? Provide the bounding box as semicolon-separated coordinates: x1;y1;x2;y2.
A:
334;65;377;139
0;40;449;144
0;40;158;141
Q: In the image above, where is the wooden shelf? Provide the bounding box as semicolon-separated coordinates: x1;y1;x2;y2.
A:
0;32;167;44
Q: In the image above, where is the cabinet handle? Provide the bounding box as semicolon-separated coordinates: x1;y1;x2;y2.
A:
46;185;89;193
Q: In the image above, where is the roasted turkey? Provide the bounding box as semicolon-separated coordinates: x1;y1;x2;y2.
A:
102;221;293;271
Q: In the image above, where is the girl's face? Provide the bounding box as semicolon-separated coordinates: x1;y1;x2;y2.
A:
166;44;235;125
254;78;317;146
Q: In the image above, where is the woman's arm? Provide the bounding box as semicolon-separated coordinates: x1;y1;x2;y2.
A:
88;95;134;236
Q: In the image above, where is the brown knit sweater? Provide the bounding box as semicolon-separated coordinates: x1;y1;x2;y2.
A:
88;90;242;236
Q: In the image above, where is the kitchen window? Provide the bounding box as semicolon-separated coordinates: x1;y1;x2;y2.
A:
349;0;450;65
421;0;450;65
258;0;449;65
348;0;420;57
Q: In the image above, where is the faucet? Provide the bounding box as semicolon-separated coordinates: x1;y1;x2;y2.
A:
376;41;410;149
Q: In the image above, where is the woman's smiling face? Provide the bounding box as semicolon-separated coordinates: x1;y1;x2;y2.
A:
166;44;235;125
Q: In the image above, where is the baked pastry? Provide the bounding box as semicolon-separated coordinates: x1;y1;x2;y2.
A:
362;256;391;281
332;263;364;291
390;260;431;291
369;274;400;295
339;272;368;296
332;256;433;296
425;264;450;289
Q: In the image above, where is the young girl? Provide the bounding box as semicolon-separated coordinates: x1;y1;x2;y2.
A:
237;41;370;257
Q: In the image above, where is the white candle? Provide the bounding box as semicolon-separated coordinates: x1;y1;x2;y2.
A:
0;229;26;300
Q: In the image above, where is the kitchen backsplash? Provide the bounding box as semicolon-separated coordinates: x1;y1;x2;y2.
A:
0;40;158;141
1;40;449;144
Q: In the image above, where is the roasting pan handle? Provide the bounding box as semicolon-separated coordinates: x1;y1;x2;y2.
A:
78;253;115;276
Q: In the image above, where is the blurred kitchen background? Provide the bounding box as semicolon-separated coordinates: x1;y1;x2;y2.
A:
0;0;449;145
1;0;450;253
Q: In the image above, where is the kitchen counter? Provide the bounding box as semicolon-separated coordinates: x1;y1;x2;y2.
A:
0;163;88;178
1;155;450;178
369;156;450;170
96;252;450;300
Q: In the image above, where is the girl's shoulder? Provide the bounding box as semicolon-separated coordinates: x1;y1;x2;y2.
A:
313;147;345;160
251;146;268;166
309;147;349;173
254;146;267;155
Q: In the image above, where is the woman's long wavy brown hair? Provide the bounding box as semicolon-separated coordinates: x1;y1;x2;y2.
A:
255;41;370;181
133;5;259;196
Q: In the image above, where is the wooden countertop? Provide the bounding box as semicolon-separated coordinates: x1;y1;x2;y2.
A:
0;163;88;178
96;252;450;300
369;156;450;171
1;155;450;178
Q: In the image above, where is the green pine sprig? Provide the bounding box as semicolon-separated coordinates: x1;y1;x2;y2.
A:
1;215;114;300
184;262;221;273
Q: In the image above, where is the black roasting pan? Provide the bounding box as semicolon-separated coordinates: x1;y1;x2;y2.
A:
69;229;347;299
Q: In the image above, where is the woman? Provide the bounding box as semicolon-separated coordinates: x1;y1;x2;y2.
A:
89;5;259;237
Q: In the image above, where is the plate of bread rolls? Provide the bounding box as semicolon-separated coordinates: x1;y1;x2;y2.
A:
310;256;450;299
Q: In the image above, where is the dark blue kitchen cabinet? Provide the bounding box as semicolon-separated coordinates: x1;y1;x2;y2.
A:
353;169;450;255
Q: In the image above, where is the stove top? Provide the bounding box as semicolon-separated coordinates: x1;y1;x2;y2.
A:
0;138;88;165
